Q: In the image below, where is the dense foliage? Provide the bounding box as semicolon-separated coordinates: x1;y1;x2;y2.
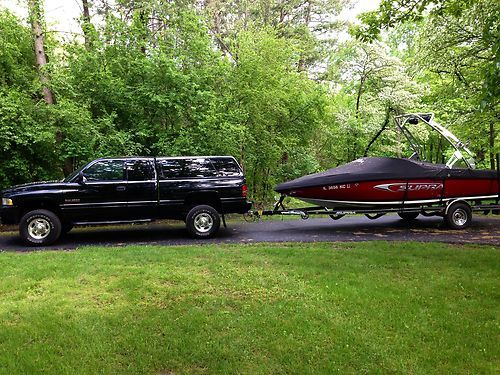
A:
0;0;498;201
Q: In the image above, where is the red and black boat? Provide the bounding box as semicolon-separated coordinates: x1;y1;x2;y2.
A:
275;156;498;210
257;113;499;229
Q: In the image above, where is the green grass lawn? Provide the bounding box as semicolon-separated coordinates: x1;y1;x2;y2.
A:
0;242;498;374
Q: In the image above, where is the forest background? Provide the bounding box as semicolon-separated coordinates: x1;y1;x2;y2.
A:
0;0;498;202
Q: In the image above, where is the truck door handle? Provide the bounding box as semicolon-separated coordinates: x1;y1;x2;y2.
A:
116;186;126;192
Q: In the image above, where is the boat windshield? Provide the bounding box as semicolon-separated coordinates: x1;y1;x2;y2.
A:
446;150;476;169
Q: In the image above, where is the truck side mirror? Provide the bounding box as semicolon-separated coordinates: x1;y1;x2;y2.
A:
78;171;87;184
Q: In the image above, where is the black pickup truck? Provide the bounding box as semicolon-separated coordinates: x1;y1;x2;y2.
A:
0;156;251;245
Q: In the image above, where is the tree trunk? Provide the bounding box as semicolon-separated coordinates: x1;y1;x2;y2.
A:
437;137;443;164
139;9;148;54
297;1;311;72
28;0;54;104
355;76;365;117
489;122;495;170
351;74;366;158
82;0;93;49
363;107;391;157
429;138;434;163
28;0;74;176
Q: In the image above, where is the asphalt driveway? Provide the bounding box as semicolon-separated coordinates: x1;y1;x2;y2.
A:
0;214;498;251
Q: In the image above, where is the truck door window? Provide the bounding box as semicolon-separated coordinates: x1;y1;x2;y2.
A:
126;160;155;181
84;160;125;181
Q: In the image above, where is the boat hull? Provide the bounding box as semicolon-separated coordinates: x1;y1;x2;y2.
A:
281;178;499;209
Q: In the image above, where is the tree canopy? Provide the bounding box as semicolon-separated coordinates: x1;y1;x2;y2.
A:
0;0;497;201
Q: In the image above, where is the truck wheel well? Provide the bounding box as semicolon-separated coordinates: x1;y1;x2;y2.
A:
19;202;61;218
184;192;222;212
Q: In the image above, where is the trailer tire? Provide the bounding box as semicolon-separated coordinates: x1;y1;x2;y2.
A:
445;202;472;229
19;209;62;246
398;212;419;221
186;205;220;239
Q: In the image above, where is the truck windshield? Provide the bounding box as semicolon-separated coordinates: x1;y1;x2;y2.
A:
62;166;84;182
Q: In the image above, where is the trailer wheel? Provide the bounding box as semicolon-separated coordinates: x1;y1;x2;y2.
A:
186;205;220;239
19;209;62;246
445;202;472;229
398;212;419;221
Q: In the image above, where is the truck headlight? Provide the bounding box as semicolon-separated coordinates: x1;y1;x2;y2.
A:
1;198;13;206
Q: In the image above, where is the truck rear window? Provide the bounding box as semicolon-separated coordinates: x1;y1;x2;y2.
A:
211;158;242;176
158;158;217;179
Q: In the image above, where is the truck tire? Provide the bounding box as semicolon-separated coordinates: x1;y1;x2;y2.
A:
398;212;419;221
445;202;472;229
19;209;62;246
186;205;220;239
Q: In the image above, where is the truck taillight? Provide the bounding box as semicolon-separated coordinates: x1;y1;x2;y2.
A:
242;184;248;197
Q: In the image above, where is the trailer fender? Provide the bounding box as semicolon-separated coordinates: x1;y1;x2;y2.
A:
445;199;470;215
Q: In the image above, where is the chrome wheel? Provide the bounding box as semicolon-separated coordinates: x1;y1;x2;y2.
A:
445;202;472;230
20;209;62;246
193;213;213;233
27;218;51;240
186;205;221;239
452;208;468;227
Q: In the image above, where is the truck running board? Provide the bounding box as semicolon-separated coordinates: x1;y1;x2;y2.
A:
73;219;153;226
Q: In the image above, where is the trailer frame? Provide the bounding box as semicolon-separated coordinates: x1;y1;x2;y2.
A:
247;194;500;229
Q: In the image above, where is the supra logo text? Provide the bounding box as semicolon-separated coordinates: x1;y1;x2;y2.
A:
374;183;443;192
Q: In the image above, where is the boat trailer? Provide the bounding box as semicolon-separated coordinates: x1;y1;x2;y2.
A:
247;193;500;229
